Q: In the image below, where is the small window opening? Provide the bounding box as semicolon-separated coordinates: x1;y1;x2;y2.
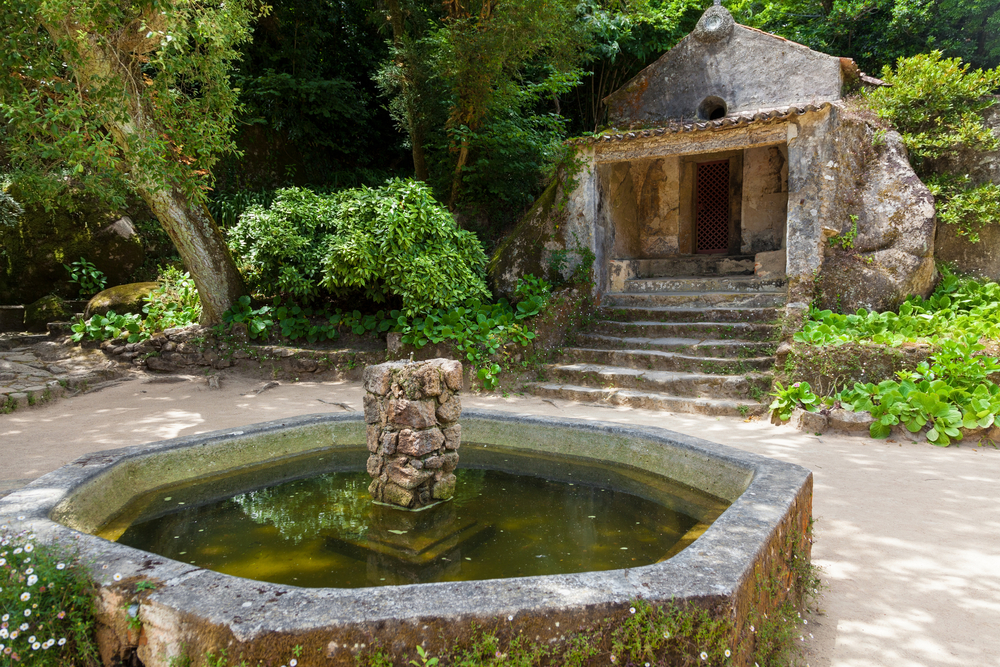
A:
698;96;728;120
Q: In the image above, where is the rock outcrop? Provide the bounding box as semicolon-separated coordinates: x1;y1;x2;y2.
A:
818;129;937;312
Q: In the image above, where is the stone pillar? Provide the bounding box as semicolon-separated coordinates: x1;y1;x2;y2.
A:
363;359;463;509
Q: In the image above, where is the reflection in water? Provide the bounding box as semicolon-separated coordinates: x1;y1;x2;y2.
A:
110;448;727;589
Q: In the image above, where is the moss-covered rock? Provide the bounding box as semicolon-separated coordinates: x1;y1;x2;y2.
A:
0;186;150;305
486;177;567;299
85;282;160;318
24;295;73;332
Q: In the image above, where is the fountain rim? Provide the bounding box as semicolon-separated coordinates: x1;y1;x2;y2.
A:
0;409;812;638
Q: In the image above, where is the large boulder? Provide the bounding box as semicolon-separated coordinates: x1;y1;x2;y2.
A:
86;282;160;318
24;295;73;332
0;187;149;305
818;130;937;312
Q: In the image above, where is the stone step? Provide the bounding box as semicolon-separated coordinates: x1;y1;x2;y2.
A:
598;306;782;324
538;363;772;400
590;319;780;341
634;255;756;278
574;333;778;357
525;382;768;418
603;291;787;309
559;347;774;374
623;275;786;294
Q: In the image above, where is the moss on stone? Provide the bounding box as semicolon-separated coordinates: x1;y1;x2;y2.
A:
486;177;566;298
24;294;73;332
85;282;161;318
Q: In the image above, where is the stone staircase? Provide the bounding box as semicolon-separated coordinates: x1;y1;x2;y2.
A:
526;255;786;417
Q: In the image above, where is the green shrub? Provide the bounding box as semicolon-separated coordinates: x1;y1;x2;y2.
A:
227;180;491;314
865;52;1000;165
0;525;101;665
62;257;107;299
864;52;1000;240
142;267;201;331
70;310;148;343
769;381;822;421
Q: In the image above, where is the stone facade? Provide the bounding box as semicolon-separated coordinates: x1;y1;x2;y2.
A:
489;5;938;313
363;359;463;509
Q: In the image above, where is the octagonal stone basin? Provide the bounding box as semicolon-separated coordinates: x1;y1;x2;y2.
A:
0;410;812;666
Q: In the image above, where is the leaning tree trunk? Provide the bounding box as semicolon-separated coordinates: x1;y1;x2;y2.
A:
136;184;246;325
41;18;248;326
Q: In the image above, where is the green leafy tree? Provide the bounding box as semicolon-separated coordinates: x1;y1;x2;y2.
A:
730;0;1000;73
864;51;1000;240
0;0;263;323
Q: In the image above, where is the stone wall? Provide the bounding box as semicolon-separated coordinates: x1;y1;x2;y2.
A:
363;360;463;509
741;144;788;254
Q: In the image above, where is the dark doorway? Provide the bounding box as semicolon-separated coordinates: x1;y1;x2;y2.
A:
695;160;730;254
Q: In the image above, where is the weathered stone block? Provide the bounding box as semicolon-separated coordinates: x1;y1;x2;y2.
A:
387;398;437;429
364;361;406;395
382;482;416;508
432;474;457;500
387;461;434;490
366;454;382;477
366;424;381;453
380;432;398;456
436;395;461;424
439;359;464;392
443;425;461;450
397;428;445;457
363;393;382;425
828;408;875;434
440;452;460;473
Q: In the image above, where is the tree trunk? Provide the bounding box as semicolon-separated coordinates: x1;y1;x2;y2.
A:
137;184;246;325
39;19;247;326
448;138;471;211
387;0;429;182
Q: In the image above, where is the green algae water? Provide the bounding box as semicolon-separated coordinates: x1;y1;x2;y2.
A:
101;444;728;588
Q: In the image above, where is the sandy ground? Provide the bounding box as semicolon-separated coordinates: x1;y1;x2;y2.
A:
2;371;999;667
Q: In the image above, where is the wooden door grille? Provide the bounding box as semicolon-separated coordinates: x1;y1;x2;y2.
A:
696;160;729;254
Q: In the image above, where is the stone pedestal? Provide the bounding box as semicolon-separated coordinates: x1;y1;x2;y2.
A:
363;359;462;509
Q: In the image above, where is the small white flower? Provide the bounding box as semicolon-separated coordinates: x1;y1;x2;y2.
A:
27;535;34;540
28;635;36;643
113;573;123;582
24;568;32;575
23;544;33;553
663;631;670;639
508;615;513;621
803;619;808;625
56;563;65;570
19;624;28;631
24;609;31;617
12;548;21;555
290;660;297;667
629;607;636;614
19;592;30;602
17;516;24;520
725;649;731;657
9;630;18;639
1;614;8;621
27;575;37;586
0;558;5;566
700;652;708;660
750;625;755;632
32;641;40;650
0;629;7;639
58;638;66;646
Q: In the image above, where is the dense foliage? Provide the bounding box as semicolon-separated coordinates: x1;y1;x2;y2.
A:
70;268;201;343
778;268;1000;445
731;0;1000;74
864;52;1000;241
226;180;490;314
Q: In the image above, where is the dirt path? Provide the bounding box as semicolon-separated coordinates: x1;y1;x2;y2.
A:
2;371;998;666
